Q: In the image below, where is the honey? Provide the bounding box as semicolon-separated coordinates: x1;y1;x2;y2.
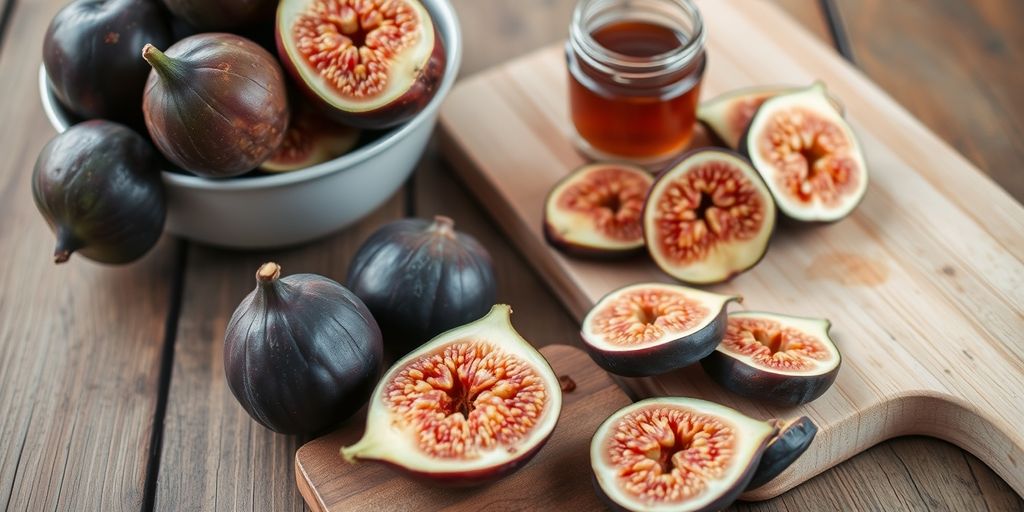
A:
567;0;707;165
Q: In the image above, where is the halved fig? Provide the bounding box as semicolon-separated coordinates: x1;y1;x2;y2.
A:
742;82;867;222
701;311;840;406
276;0;447;129
698;84;844;149
643;149;776;284
591;397;777;512
543;163;653;258
581;283;739;377
341;304;561;485
259;102;360;173
746;416;818;490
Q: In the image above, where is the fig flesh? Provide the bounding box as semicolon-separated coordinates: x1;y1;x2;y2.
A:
43;0;172;130
591;397;777;512
698;84;844;150
701;311;840;406
581;283;739;377
746;416;818;490
259;101;360;172
742;82;867;222
643;149;775;284
341;305;561;485
142;34;290;178
32;120;165;265
161;0;276;31
276;0;446;129
544;163;652;258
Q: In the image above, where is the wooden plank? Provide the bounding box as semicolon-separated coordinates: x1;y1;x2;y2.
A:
437;0;1024;505
0;0;177;510
295;344;632;511
836;0;1024;200
152;194;404;511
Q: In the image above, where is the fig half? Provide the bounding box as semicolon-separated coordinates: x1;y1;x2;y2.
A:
581;283;739;377
276;0;446;129
591;397;777;512
259;101;360;173
544;163;653;258
742;82;867;222
341;305;561;485
701;311;840;406
698;84;844;149
643;149;776;284
746;416;818;490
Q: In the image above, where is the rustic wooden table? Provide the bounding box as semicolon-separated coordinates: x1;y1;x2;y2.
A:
0;0;1021;510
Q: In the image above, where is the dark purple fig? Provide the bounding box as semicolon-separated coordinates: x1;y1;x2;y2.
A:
276;0;446;129
142;34;290;178
581;283;739;377
746;416;818;490
700;311;840;406
32;120;165;265
543;162;652;259
43;0;171;129
342;305;561;485
591;397;777;511
160;0;276;31
223;262;384;435
642;149;776;285
346;216;497;359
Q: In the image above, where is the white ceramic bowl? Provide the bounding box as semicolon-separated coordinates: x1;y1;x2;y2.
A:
39;0;462;249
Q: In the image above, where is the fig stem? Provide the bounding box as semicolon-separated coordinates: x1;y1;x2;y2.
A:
432;215;455;237
53;229;80;264
256;262;281;283
142;44;185;82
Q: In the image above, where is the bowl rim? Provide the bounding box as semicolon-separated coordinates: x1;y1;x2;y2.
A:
38;0;462;192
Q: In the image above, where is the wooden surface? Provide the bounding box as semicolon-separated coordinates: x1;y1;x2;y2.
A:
439;0;1024;503
0;0;1021;511
295;345;631;511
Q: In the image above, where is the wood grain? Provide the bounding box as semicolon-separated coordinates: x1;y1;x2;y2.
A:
836;0;1024;200
295;344;632;511
437;0;1024;504
151;194;404;511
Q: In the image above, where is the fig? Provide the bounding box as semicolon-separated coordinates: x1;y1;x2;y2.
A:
543;162;652;258
43;0;172;129
746;416;818;490
223;262;383;435
346;216;497;358
581;283;739;377
742;82;867;222
276;0;447;129
698;85;844;149
700;311;840;406
341;305;561;485
32;120;165;265
259;101;361;173
643;149;776;284
160;0;276;31
142;34;290;178
591;397;777;512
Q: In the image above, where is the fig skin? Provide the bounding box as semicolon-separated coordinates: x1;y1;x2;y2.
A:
223;262;384;436
275;0;447;129
746;416;818;490
346;216;497;359
160;0;276;31
43;0;172;130
543;221;645;260
32;120;166;265
142;34;290;178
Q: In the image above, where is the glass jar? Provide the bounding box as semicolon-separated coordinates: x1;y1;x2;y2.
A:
566;0;707;165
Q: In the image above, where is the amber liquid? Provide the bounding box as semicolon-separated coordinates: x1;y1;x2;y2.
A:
569;20;704;161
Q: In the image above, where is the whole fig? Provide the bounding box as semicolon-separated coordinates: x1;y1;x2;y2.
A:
32;121;166;264
43;0;171;129
161;0;276;31
142;34;289;178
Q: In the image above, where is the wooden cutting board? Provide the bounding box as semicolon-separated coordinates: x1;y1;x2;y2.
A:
294;345;632;510
435;0;1024;502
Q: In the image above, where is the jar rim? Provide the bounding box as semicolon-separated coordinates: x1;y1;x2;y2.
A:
570;0;706;79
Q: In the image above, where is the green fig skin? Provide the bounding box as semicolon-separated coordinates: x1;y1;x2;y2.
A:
142;34;290;178
161;0;276;31
43;0;172;130
32;121;166;265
